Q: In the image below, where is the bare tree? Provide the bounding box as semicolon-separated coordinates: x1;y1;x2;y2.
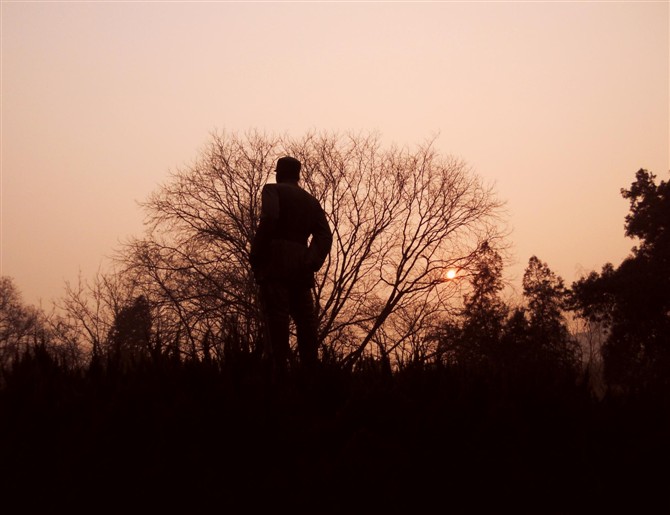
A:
119;130;504;369
0;276;47;369
121;130;278;362
50;270;138;363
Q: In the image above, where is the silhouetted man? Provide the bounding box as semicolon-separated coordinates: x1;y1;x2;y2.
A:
250;156;332;378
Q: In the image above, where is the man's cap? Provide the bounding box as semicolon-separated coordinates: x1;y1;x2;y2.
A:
275;156;301;177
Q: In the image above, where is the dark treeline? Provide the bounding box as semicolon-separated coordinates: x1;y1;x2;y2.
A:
1;133;668;513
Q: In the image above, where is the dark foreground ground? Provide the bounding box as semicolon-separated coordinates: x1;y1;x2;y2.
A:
1;354;668;514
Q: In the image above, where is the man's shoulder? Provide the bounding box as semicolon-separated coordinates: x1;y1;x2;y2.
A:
262;183;279;193
276;183;319;201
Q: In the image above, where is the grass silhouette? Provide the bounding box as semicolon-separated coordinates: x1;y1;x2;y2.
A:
0;345;668;514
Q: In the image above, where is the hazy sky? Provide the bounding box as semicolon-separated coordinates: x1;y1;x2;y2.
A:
2;1;668;307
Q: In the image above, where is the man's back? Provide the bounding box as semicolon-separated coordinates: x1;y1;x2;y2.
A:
272;183;322;243
251;182;332;285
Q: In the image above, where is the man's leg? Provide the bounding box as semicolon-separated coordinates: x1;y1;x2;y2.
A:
259;281;291;375
289;286;319;369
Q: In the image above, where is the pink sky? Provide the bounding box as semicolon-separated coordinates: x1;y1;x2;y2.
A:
2;1;668;307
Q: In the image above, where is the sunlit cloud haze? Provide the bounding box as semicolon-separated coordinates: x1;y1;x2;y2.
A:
1;1;668;307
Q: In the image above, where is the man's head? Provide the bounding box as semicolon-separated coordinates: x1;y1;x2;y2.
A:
275;156;301;183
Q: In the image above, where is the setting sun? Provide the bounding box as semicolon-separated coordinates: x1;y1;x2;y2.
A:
445;269;457;280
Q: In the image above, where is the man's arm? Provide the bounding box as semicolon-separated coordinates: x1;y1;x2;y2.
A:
307;207;333;272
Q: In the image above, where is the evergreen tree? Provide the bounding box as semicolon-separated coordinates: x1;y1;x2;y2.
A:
460;242;508;364
439;242;508;367
106;295;153;366
522;256;580;370
570;169;669;392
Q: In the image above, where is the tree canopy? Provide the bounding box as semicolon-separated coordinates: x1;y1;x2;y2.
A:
570;169;670;392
